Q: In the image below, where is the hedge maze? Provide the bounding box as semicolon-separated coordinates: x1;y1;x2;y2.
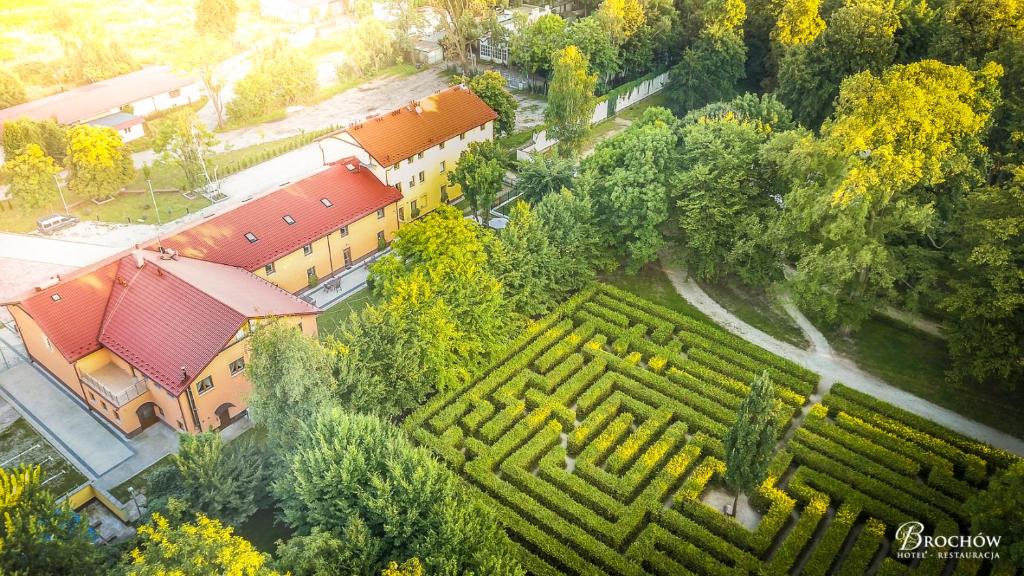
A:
406;284;1021;575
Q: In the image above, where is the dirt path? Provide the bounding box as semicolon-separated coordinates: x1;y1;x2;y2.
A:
660;261;1024;456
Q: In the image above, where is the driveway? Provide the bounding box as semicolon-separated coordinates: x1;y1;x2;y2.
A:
0;363;132;477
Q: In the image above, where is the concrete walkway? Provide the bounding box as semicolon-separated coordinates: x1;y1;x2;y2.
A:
0;363;132;477
659;260;1024;456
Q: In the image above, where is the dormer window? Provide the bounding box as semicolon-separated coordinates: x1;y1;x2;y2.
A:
321;198;333;207
50;294;61;302
245;232;258;243
283;215;296;225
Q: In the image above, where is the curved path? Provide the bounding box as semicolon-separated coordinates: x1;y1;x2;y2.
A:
660;261;1024;456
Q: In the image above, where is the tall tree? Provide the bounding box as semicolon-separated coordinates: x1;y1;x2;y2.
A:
339;17;396;78
153;107;218;193
123;513;280;576
781;60;1000;327
427;0;496;73
776;0;899;128
942;167;1024;391
274;409;523;576
509;14;568;79
227;42;317;123
964;461;1024;568
567;17;621;89
545;45;597;157
512;154;575;203
176;36;232;128
51;9;137;83
722;371;779;512
447;141;505;226
534;188;612;292
667;0;747;113
2;144;61;209
145;432;264;526
64;124;135;201
0;465;101;575
195;0;239;39
1;118;68;161
771;0;825;47
675;114;782;284
493;201;560;315
581;107;678;268
246;321;337;454
0;67;26;108
453;71;518;136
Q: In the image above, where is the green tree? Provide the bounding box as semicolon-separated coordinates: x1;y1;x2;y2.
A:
512;154;575;203
447;141;505;226
509;14;567;78
123;512;279;575
581;107;678;268
964;461;1024;568
546;45;597;157
246;321;337;453
277;526;377;576
227;42;317;123
931;0;1023;65
567;17;621;89
493;201;560;315
1;117;68;161
534;188;612;292
776;0;899;128
454;71;519;136
771;0;825;47
594;0;645;45
64;124;135;201
942;167;1024;390
51;10;137;83
339;17;396;78
153;107;218;192
2;144;61;209
722;371;779;512
0;67;26;108
275;409;523;576
195;0;239;39
667;0;747;113
146;432;264;526
0;465;101;575
682;92;796;132
675;115;782;284
781;60;1000;327
427;0;496;73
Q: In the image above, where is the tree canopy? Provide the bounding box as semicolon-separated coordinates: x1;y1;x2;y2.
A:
546;45;598;156
64;124;135;201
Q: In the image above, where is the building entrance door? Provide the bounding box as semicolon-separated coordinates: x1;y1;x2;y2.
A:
136;402;159;429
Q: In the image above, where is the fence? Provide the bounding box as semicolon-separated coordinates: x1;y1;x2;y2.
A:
516;71;669;161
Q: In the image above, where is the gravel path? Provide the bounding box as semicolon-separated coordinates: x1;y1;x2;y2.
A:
660;261;1024;456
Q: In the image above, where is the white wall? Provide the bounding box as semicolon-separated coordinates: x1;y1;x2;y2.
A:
129;83;204;117
517;72;668;160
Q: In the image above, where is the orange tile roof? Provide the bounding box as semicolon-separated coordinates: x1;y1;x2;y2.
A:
345;85;497;168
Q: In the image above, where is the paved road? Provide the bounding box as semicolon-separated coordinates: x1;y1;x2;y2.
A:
659;261;1024;456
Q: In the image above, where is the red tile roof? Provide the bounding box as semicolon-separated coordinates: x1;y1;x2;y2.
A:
345;85;497;168
158;159;401;270
17;261;120;363
99;252;316;394
0;67;197;125
14;249;317;395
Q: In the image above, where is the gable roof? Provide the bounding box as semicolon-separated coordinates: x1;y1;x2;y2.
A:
17;261;120;363
98;252;316;394
158;159;401;270
0;66;197;126
345;85;497;168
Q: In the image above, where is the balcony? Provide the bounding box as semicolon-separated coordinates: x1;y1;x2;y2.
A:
80;363;150;407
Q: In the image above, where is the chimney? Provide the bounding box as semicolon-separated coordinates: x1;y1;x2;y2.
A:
180;367;188;382
133;246;144;268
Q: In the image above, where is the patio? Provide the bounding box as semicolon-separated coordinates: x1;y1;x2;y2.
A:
297;248;390;309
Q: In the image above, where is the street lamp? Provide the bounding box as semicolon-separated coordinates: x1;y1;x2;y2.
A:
127;486;142;519
52;174;69;216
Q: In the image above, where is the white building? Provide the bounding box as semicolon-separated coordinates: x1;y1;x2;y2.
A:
479;4;551;65
317;85;497;224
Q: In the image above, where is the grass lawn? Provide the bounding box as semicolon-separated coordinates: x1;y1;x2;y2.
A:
697;277;809;349
0;419;87;497
600;264;711;323
109;454;175;502
616;93;670;123
829;315;1024;438
316;287;379;339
